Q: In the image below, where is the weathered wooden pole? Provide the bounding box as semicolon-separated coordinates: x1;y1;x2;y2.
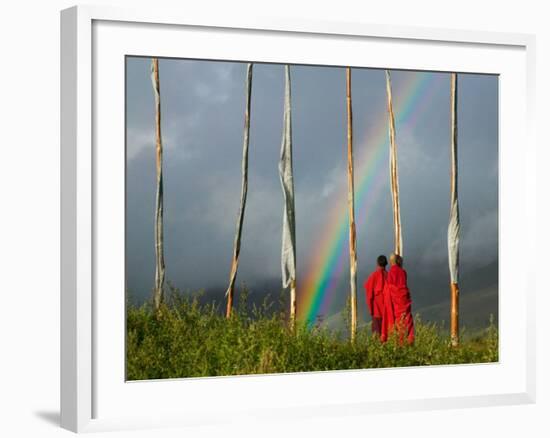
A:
385;70;403;257
226;63;254;318
448;72;460;347
151;58;165;311
346;67;358;342
279;65;297;330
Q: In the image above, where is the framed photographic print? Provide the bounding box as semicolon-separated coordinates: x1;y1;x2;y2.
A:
61;4;536;433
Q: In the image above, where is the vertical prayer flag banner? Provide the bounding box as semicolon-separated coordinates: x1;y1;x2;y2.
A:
279;65;297;326
448;73;460;285
226;63;253;318
448;72;460;346
346;67;358;341
150;58;165;311
385;70;403;257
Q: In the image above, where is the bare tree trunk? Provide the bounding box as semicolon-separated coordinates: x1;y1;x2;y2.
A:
226;63;253;318
385;70;403;256
151;58;165;312
279;65;297;330
448;72;460;347
346;67;358;342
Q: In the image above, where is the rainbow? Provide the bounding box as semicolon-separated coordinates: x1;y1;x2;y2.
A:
298;70;446;324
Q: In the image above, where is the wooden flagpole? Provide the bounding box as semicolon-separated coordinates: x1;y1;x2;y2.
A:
226;63;253;318
279;65;298;331
449;72;460;347
151;58;165;312
385;70;403;257
346;67;358;342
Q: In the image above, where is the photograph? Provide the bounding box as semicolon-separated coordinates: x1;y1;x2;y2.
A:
125;56;499;381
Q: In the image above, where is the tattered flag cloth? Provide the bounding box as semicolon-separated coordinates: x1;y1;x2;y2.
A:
279;65;297;290
150;58;165;309
448;73;460;285
226;63;253;298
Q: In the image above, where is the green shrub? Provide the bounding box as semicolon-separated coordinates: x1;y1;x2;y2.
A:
126;290;498;380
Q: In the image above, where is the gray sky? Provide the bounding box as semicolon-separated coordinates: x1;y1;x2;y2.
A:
126;57;498;326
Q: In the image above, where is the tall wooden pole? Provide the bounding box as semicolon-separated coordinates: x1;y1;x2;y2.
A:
346;67;358;342
290;279;297;330
279;65;297;330
448;73;460;347
151;58;165;312
226;63;253;318
385;70;403;256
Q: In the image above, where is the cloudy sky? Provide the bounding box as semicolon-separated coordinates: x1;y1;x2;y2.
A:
125;57;498;326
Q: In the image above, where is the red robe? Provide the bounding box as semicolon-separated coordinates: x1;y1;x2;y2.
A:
381;264;414;344
364;267;386;336
364;267;386;319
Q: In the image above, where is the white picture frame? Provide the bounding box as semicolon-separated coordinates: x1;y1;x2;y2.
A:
60;4;536;433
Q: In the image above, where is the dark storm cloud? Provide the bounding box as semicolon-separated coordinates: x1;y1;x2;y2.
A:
125;57;498;326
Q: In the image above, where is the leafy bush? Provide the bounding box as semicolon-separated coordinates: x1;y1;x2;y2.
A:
126;289;498;380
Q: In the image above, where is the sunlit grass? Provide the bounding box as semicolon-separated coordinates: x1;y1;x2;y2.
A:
126;288;498;380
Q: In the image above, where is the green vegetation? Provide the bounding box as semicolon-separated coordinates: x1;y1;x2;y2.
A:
126;289;498;381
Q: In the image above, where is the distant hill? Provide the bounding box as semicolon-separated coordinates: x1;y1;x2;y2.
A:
411;260;498;329
414;285;497;329
128;260;498;331
319;283;497;334
309;260;498;332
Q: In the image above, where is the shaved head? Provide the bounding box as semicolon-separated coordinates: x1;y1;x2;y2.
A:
396;254;403;266
389;253;403;267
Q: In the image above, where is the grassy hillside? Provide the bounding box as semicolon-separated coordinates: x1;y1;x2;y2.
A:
127;290;498;380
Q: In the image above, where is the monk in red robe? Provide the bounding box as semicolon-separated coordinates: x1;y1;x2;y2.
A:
364;255;388;337
381;254;414;344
